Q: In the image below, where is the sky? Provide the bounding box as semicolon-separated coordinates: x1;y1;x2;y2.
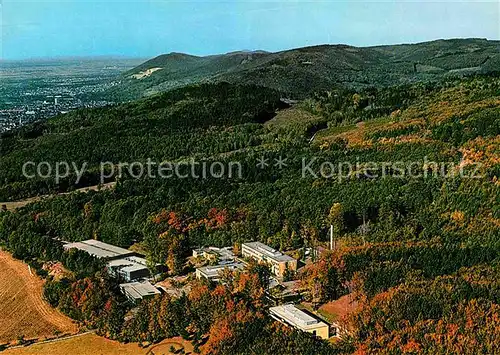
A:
2;0;499;60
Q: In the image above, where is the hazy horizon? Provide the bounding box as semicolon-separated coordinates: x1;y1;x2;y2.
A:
3;0;499;60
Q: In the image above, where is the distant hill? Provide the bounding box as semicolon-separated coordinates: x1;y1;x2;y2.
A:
107;38;500;100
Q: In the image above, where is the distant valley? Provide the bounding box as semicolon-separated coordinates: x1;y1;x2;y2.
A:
0;58;143;132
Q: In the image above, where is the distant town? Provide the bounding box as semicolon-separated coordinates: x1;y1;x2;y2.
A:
0;58;143;132
0;96;116;132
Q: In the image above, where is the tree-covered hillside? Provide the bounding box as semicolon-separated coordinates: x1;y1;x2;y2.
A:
0;83;285;200
0;74;499;354
107;38;500;100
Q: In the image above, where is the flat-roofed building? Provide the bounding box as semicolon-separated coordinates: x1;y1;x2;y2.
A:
63;240;135;260
269;304;329;339
107;256;150;282
120;281;161;303
195;262;244;282
193;246;235;263
63;240;152;282
242;242;297;278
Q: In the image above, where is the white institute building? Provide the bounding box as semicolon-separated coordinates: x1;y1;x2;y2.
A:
269;304;330;339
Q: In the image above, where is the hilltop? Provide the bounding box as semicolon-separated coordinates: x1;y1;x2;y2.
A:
107;38;500;100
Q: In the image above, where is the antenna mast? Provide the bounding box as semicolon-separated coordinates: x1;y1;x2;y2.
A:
330;224;334;250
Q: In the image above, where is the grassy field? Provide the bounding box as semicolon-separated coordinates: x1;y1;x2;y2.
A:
0;250;78;345
4;333;194;355
265;107;323;129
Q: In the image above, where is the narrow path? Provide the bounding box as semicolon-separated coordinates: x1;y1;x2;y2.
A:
1;182;116;211
5;331;96;351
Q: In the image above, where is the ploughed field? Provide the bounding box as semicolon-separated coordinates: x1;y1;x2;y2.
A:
3;333;194;355
0;250;78;344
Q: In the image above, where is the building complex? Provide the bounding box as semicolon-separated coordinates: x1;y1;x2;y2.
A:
64;239;160;301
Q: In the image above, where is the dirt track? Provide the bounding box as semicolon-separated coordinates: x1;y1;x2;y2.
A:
0;182;116;212
3;333;193;355
0;250;78;344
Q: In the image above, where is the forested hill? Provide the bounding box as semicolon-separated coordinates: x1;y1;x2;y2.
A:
0;83;285;200
107;38;500;100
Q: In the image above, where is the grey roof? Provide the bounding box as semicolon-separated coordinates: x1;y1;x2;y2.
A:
197;262;244;279
211;247;235;260
126;256;148;266
63;240;134;259
107;259;134;268
107;256;149;275
195;246;235;261
121;264;148;274
269;304;328;330
63;242;117;258
242;242;295;263
120;281;160;300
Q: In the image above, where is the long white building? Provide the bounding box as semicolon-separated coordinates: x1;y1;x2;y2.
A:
63;239;135;260
269;304;329;339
